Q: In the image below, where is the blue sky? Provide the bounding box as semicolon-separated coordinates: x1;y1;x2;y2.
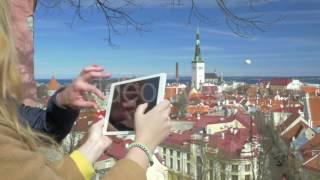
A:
34;0;320;79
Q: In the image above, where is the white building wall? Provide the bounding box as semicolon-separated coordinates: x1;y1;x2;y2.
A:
273;112;292;128
192;62;205;90
206;120;246;135
287;80;303;91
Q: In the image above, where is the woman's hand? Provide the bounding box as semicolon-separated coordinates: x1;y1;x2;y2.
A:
56;65;111;109
134;100;171;152
125;100;171;169
78;120;112;164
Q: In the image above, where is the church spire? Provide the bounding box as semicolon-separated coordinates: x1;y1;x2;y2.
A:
193;27;204;63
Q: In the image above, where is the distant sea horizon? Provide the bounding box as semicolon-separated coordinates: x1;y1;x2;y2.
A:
36;76;320;85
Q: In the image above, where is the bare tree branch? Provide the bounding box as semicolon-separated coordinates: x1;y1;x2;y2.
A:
37;0;284;44
215;0;285;38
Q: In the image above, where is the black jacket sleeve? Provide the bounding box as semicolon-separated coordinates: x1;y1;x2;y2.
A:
17;88;79;142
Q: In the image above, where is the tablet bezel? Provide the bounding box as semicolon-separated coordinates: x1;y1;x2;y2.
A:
102;73;167;135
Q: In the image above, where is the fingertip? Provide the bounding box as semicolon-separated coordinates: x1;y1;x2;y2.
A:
97;93;107;100
92;103;98;109
104;73;112;77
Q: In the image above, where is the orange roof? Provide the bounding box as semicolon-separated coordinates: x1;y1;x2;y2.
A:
165;87;177;100
308;96;320;127
48;76;59;90
303;86;320;95
303;153;320;172
300;133;320;152
277;113;300;134
281;120;308;145
187;105;209;114
246;86;258;97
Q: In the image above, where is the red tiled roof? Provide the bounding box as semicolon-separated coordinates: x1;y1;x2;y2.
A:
208;128;258;158
189;93;202;101
280;119;308;145
277;113;300;134
193;116;232;129
308;96;320;127
246;86;258;97
165;87;178;100
202;85;218;96
187;110;253;130
162;131;193;149
187;105;209;115
272;106;303;113
303;86;320;96
74;110;106;132
260;78;292;87
302;153;320;172
300;133;320;153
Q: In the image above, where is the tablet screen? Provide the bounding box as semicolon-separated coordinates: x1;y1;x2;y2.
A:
108;77;160;131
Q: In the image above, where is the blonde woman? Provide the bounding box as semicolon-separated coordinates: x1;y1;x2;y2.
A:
0;0;171;179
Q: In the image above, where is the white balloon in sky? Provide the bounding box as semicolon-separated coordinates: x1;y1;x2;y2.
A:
245;59;252;65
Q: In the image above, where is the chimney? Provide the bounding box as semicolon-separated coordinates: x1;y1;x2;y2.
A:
234;128;238;135
230;128;234;134
176;62;179;85
204;136;209;142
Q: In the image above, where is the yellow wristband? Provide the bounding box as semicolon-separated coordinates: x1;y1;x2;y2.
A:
70;150;95;180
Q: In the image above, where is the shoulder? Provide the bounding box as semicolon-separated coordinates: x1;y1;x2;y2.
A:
0;123;30;150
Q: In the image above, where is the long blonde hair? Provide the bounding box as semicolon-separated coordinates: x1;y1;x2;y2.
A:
0;0;56;151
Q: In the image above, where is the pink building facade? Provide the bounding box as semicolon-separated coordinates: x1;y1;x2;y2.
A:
10;0;37;106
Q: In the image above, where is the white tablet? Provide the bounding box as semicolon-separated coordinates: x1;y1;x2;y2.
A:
103;73;167;135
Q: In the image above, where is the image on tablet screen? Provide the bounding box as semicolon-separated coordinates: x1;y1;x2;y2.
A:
108;77;160;131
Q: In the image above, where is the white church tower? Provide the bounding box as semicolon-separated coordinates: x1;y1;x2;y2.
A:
192;28;205;90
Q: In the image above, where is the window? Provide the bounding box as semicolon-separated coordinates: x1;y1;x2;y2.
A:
170;158;173;168
196;156;202;165
209;170;213;180
220;162;226;171
177;151;181;158
187;153;191;161
196;156;202;177
232;165;239;172
245;175;250;180
163;147;166;155
245;164;251;172
209;160;214;168
170;149;173;156
187;163;191;174
232;175;238;180
177;160;181;171
220;173;226;180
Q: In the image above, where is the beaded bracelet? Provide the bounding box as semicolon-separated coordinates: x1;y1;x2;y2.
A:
128;143;154;166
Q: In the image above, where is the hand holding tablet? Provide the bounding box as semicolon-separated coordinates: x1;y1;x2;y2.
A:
103;73;167;135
